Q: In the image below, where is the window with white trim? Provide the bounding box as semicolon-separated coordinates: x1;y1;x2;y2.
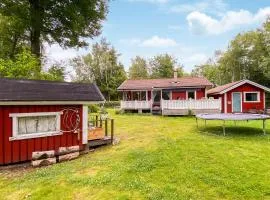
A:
244;92;260;102
9;112;62;141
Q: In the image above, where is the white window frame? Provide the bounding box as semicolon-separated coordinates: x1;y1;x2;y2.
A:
9;112;63;141
186;90;196;100
243;91;260;103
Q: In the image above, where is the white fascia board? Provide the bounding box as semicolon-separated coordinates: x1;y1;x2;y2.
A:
220;80;270;94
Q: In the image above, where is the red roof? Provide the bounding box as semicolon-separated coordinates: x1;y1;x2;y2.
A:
207;80;242;95
118;77;213;90
207;79;270;95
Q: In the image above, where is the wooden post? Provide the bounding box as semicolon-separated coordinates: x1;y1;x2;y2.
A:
223;120;226;136
95;115;98;127
105;118;108;136
263;119;266;135
100;117;103;128
111;119;114;144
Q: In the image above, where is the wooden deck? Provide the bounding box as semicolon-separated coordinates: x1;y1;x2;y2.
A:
87;116;115;148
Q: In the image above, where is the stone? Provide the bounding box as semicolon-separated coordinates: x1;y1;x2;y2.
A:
58;152;80;162
32;150;55;161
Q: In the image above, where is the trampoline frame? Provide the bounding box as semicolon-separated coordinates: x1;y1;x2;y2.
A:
195;113;270;136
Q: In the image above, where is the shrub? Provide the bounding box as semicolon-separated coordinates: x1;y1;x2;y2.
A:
103;101;120;108
89;104;100;113
115;109;124;115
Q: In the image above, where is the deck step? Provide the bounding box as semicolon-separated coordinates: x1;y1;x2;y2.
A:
88;137;112;148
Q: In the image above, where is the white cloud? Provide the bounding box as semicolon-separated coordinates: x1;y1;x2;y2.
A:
187;7;270;35
119;38;141;45
183;53;208;65
140;36;178;47
170;0;227;16
168;25;182;31
128;0;169;4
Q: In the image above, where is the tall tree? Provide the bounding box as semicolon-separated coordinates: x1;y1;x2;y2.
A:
149;54;184;78
192;18;270;87
72;38;127;100
0;15;28;59
0;0;109;58
128;56;148;79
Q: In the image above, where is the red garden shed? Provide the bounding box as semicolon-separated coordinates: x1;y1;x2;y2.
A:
207;80;270;113
0;78;104;165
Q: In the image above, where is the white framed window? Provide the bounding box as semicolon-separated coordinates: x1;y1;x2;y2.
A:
9;112;63;141
244;92;260;103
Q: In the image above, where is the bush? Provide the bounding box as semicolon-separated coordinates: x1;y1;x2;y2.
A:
89;104;100;113
115;109;124;115
103;101;120;108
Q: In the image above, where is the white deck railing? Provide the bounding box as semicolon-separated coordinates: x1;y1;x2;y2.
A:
120;100;152;110
161;99;221;110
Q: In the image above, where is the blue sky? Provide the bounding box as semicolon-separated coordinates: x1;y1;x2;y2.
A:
46;0;270;73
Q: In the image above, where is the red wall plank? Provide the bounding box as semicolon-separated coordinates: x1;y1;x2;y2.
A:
0;104;83;165
0;107;4;164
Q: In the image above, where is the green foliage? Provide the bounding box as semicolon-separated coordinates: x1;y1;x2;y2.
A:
0;15;28;59
0;48;41;79
115;109;124;115
149;54;184;78
89;104;100;113
0;48;66;81
72;38;127;101
128;56;149;79
41;64;66;81
192;19;270;87
0;0;109;57
103;101;120;108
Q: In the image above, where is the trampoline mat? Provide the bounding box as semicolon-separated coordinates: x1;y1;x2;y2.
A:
196;113;270;121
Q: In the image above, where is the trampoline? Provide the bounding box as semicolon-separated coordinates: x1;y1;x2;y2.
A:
196;113;270;135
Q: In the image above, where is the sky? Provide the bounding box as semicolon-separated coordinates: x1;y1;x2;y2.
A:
45;0;270;74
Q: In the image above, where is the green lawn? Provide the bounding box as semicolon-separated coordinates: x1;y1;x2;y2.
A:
1;111;270;200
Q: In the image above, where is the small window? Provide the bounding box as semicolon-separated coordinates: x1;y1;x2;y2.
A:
162;91;170;100
187;91;195;100
244;92;259;102
141;91;147;101
9;112;62;141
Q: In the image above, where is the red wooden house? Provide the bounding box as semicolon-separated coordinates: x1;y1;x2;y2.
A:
207;79;270;113
0;78;104;165
117;73;222;115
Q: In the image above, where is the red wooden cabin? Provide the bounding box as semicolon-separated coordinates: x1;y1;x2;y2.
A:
207;80;270;113
0;78;104;165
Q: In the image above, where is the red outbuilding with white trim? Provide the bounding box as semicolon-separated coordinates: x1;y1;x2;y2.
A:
207;80;270;113
0;78;104;165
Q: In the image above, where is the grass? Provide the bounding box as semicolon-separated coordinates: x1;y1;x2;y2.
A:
1;110;270;199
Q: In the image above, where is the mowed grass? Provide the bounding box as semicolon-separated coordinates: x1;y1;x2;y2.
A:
1;111;270;200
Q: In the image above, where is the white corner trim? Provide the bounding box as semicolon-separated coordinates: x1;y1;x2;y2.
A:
221;80;270;94
82;105;88;145
243;91;260;103
9;111;62;141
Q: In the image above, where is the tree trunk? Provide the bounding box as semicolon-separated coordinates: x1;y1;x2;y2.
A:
29;0;43;58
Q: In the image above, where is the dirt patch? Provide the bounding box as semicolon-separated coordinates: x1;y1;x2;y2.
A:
0;162;34;178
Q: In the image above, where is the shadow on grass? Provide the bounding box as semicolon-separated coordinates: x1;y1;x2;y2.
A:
198;126;268;138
